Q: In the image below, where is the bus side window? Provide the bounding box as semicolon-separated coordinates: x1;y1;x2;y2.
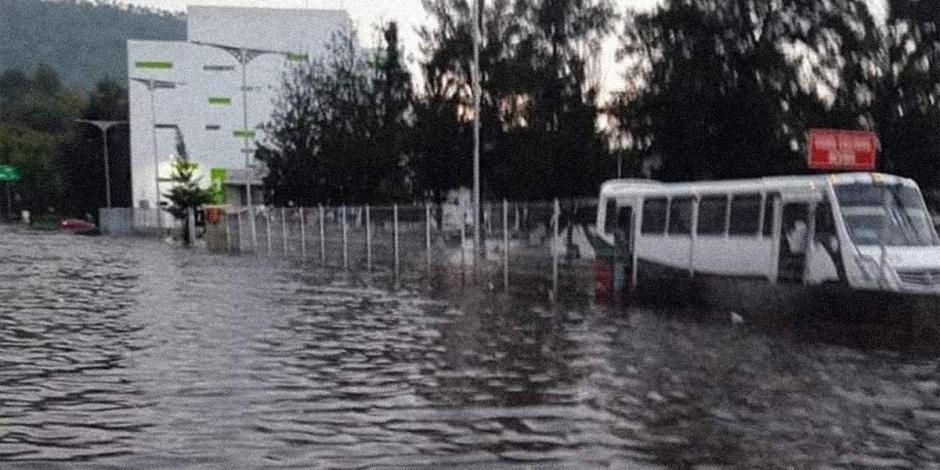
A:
729;193;762;236
641;198;667;234
604;199;617;234
697;195;728;236
668;197;693;235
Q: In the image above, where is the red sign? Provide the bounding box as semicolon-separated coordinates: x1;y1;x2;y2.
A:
807;129;878;171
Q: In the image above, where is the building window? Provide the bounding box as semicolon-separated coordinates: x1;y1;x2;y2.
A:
641;198;667;234
668;197;693;235
205;124;221;131
729;193;762;236
203;65;236;72
697;195;727;236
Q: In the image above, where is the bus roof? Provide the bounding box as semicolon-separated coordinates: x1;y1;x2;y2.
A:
600;173;918;199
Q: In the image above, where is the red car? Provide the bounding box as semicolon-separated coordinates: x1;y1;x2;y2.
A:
59;218;99;235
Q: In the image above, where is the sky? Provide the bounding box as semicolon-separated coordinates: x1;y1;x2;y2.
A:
124;0;888;97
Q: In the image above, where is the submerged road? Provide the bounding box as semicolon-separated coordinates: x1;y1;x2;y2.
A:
1;227;939;468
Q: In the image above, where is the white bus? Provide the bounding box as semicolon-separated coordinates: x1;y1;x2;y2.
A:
593;173;940;302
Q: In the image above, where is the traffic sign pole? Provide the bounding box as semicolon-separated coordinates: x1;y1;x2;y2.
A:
0;165;21;222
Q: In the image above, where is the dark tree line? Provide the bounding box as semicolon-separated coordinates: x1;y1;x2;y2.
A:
0;64;131;218
257;24;413;206
259;0;940;206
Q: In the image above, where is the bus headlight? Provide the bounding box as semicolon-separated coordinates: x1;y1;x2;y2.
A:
855;255;882;281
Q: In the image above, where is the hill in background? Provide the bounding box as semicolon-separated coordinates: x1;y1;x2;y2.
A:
0;0;186;90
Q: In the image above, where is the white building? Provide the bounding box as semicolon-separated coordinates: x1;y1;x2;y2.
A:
128;5;351;211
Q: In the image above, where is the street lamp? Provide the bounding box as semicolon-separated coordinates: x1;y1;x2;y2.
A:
191;40;294;249
75;119;126;208
129;77;185;230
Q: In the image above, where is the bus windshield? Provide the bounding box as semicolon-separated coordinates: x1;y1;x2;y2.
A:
834;183;938;246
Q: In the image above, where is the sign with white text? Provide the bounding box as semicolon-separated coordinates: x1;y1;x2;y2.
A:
807;129;878;171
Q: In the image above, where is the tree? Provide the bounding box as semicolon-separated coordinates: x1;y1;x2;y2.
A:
613;0;881;182
413;0;476;202
875;0;940;195
0;64;83;216
59;79;131;217
258;25;413;206
163;129;210;244
0;126;61;214
416;0;615;201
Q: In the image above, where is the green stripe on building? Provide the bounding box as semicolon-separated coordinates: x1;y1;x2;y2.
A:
233;129;256;138
134;61;173;69
286;52;308;61
208;97;232;105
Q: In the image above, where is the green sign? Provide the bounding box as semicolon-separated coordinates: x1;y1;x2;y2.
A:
134;60;173;70
286;52;309;62
209;168;227;204
0;165;21;182
233;129;256;138
208;96;231;105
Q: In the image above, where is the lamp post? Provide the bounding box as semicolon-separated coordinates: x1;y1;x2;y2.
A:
191;40;294;249
129;77;185;230
75;119;126;208
472;0;482;265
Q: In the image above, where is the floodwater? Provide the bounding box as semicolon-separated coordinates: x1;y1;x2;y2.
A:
2;227;940;469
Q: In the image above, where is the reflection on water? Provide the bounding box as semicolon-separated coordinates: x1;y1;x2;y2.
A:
0;227;939;468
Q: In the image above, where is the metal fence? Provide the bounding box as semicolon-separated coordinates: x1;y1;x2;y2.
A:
223;199;600;296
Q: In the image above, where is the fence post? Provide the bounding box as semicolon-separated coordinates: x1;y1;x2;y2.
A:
485;202;491;237
280;207;287;254
503;199;509;291
366;205;372;271
460;208;466;267
300;207;306;258
238;210;245;254
342;205;349;270
394;204;400;283
552;198;560;296
225;210;232;254
425;203;432;277
187;207;196;246
319;205;325;263
265;209;272;255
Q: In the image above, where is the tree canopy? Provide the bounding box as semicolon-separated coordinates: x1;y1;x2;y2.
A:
0;64;132;217
257;25;413;206
256;0;940;205
612;0;882;181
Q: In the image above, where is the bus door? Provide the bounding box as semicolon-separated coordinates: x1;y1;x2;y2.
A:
614;205;634;291
778;201;811;284
805;199;845;285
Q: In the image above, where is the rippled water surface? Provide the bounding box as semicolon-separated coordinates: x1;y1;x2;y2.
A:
2;227;940;469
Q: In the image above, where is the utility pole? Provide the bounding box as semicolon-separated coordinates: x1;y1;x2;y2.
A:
472;0;482;265
129;77;184;230
191;40;296;250
75;119;127;208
